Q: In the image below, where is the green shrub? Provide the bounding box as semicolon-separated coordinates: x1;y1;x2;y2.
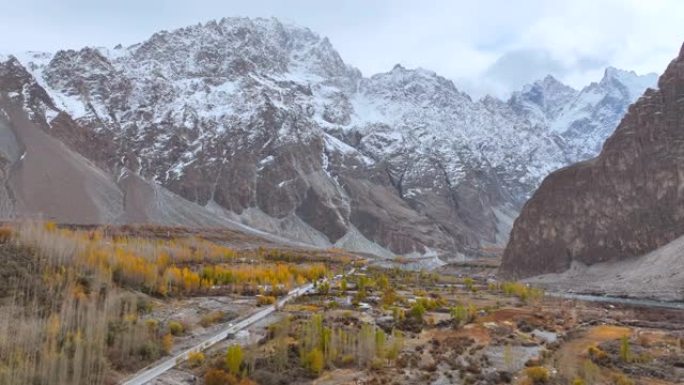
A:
409;303;426;322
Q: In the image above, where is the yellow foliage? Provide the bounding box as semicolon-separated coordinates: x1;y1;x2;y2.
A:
501;281;544;303
145;319;159;333
303;348;325;376
14;222;327;297
162;333;173;354
256;295;276;306
225;344;243;376
200;311;225;327
588;345;609;364
188;351;205;367
204;368;238;385
168;321;184;336
525;366;550;384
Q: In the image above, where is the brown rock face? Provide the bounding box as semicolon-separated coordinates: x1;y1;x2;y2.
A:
501;42;684;278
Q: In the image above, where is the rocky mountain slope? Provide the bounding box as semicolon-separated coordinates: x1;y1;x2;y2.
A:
501;42;684;296
0;17;656;260
0;56;297;245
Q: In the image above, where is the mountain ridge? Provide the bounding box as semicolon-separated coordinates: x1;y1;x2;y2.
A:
0;17;658;262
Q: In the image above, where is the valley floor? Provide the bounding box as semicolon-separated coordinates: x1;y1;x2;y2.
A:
0;223;681;385
152;265;684;385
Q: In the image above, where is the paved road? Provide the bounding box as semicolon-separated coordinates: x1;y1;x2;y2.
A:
120;283;313;385
121;268;355;385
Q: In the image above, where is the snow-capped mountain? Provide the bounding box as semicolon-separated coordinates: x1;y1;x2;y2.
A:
0;17;657;261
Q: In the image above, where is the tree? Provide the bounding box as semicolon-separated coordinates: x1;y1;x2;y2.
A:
467;304;478;322
619;336;632;362
375;329;386;360
409;303;425;322
168;320;184;336
272;317;290;370
358;323;376;367
463;277;475;292
318;281;330;296
225;344;244;376
524;366;549;384
162;333;174;354
386;329;404;365
204;369;238;385
304;348;324;376
392;307;405;322
188;351;205;367
377;274;389;291
450;305;468;327
381;288;397;307
357;276;366;291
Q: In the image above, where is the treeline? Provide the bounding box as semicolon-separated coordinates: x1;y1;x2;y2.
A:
19;222;326;297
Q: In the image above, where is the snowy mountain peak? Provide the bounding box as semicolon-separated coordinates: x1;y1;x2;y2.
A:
0;16;660;261
121;16;356;80
603;66;635;78
367;64;469;105
538;74;575;92
599;66;658;98
509;74;577;123
384;64;439;80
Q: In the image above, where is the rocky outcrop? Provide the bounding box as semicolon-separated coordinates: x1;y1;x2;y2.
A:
501;42;684;278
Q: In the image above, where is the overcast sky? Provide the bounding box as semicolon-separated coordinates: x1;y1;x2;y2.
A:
2;0;682;97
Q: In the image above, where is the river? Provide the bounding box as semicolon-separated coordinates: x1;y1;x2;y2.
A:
546;292;684;310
